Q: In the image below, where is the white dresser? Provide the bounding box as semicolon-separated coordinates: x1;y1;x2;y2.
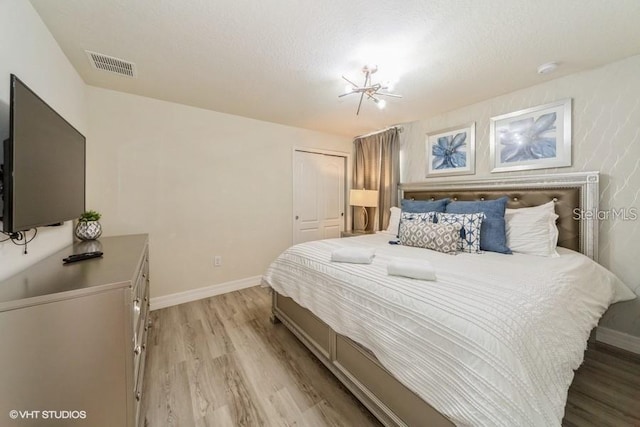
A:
0;234;150;427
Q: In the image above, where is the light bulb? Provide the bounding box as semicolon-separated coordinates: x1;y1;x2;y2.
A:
376;99;386;109
364;64;378;73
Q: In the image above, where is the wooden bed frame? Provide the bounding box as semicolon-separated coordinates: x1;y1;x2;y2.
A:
271;171;600;427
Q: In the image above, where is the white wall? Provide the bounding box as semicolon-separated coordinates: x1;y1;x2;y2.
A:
399;55;640;336
86;86;351;298
0;0;87;280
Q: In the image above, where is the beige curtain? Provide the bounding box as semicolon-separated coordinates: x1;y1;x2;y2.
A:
353;128;400;231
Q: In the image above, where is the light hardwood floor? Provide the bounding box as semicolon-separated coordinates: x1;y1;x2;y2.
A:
142;287;640;427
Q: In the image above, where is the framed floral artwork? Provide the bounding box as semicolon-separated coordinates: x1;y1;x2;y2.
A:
489;99;572;172
425;122;475;177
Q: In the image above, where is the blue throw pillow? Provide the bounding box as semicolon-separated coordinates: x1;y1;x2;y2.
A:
445;197;512;254
436;212;485;253
401;198;449;213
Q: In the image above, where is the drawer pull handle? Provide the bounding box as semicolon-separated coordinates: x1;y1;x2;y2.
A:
134;345;141;356
136;391;141;402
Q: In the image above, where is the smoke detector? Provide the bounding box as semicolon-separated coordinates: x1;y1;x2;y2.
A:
85;50;137;78
537;62;559;75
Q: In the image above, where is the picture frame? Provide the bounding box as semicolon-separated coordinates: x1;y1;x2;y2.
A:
425;122;475;177
489;99;572;173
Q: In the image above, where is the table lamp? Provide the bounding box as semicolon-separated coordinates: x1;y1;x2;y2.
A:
349;189;379;232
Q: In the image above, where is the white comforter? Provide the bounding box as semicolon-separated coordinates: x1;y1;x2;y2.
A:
262;233;635;427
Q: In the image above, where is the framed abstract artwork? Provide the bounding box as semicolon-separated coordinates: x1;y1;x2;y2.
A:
490;99;572;172
425;122;475;177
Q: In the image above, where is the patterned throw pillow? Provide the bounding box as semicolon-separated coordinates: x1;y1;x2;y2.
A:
399;212;458;254
398;211;436;236
398;211;436;227
399;219;461;254
436;212;485;253
399;211;435;223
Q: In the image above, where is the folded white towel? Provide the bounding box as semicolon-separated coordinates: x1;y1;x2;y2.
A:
331;247;376;264
387;258;437;281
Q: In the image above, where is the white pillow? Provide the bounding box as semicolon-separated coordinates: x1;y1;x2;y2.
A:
382;206;401;236
505;201;559;257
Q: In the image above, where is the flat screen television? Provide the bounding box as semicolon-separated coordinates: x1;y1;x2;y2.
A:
2;74;85;233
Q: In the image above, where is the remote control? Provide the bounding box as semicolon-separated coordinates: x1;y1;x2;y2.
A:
63;251;104;264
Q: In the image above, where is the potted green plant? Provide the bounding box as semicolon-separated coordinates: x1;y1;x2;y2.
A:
75;210;103;241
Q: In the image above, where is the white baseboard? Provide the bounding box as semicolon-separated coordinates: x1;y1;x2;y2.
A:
150;275;262;310
596;327;640;354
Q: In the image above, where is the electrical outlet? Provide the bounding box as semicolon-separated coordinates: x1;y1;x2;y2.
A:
214;256;222;267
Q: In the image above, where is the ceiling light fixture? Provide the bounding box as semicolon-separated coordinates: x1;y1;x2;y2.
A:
339;65;401;115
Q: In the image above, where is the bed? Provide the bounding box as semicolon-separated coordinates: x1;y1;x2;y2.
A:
262;171;635;427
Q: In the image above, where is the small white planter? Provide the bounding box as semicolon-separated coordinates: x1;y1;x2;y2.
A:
75;221;103;241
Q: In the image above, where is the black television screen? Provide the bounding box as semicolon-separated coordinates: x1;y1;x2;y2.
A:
2;75;85;233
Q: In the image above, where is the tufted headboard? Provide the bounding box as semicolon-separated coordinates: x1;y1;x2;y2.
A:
399;172;600;260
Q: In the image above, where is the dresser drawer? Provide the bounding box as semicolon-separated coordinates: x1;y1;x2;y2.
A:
133;326;148;427
133;316;148;393
131;254;149;337
134;280;150;339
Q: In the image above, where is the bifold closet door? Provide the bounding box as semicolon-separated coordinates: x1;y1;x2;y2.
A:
293;151;345;244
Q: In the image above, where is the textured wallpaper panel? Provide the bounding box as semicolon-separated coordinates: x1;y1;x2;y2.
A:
399;55;640;335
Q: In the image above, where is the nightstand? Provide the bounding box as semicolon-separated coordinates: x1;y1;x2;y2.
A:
341;230;375;238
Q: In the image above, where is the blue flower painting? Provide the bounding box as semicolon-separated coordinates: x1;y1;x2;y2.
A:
432;132;467;169
498;112;557;163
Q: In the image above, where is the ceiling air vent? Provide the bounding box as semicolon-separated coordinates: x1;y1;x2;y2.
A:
85;50;137;78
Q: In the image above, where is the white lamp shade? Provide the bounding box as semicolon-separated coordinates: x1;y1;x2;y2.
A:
349;189;378;207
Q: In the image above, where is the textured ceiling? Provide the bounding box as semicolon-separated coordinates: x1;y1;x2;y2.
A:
29;0;640;137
